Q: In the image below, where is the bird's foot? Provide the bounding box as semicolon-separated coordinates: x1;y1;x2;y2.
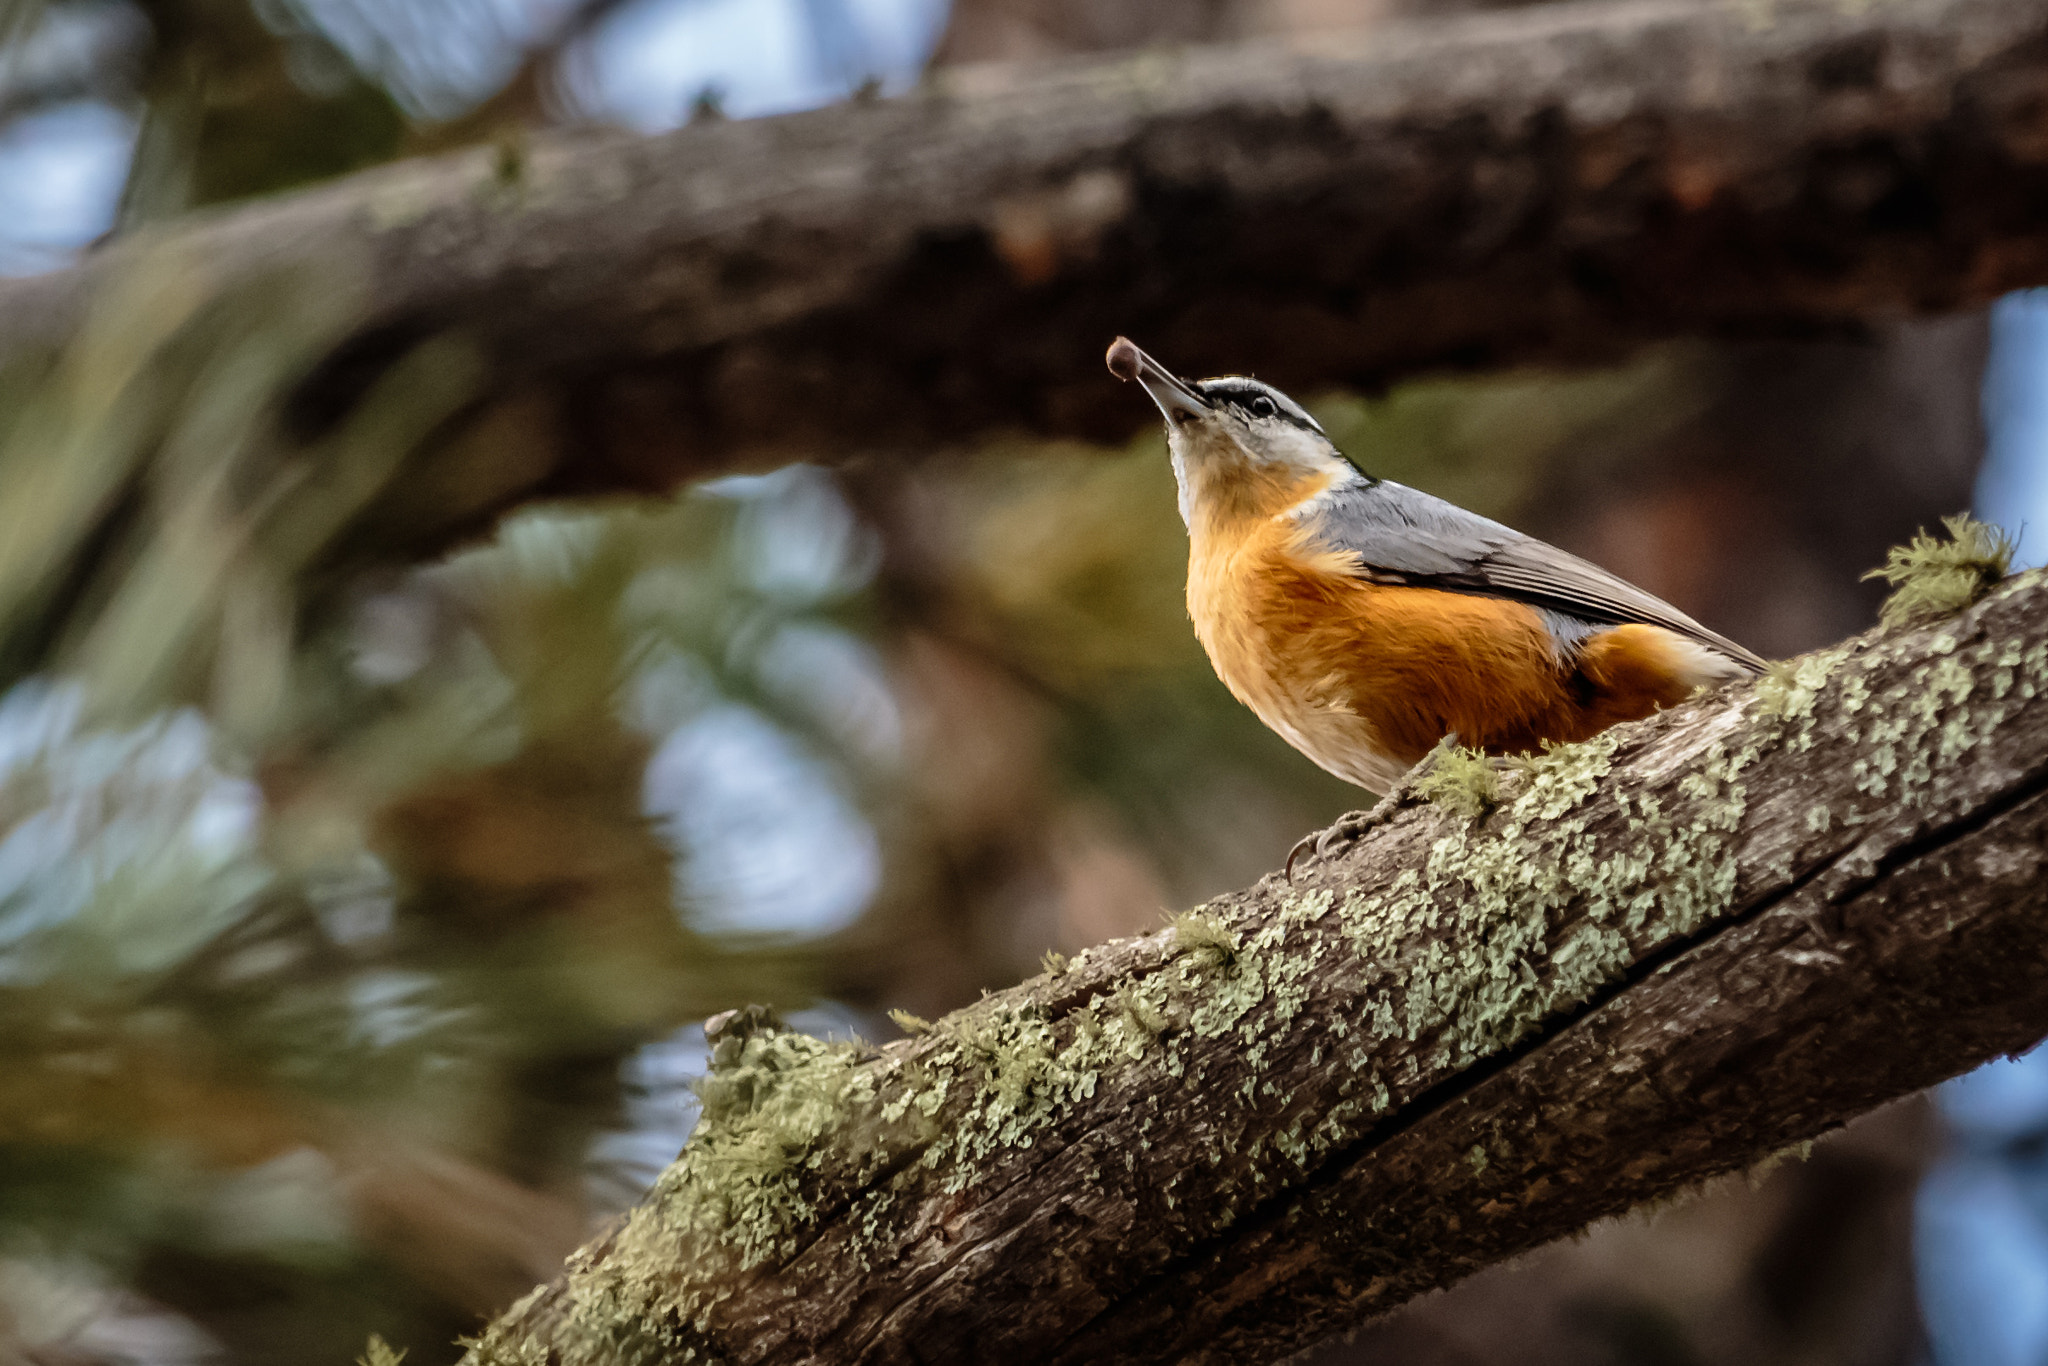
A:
1284;735;1510;881
1284;795;1398;882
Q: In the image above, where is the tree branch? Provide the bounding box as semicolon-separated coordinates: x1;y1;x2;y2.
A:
458;568;2048;1366
6;0;2048;525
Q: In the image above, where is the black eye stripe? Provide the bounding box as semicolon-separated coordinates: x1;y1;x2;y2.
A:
1190;376;1326;434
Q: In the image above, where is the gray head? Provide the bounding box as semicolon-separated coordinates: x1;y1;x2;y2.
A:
1105;336;1363;525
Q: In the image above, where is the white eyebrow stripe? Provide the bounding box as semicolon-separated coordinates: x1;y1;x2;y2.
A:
1198;379;1325;434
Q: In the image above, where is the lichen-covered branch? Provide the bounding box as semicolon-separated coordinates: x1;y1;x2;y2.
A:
458;563;2048;1365
8;0;2048;541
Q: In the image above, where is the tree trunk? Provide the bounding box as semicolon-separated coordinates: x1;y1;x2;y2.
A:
458;567;2048;1366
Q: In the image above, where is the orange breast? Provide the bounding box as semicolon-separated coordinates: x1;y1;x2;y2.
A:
1186;513;1700;791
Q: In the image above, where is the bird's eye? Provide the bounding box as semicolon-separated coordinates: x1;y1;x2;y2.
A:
1249;396;1277;418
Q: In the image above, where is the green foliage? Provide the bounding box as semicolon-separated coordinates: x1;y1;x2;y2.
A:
0;263;869;1362
190;75;411;205
1755;651;1839;719
1113;979;1167;1037
684;1024;870;1260
0;253;479;732
1863;514;2016;629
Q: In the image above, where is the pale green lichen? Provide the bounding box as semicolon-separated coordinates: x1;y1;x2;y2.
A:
683;1026;873;1262
1334;724;1755;1082
1411;742;1501;820
947;1004;1064;1113
1745;1138;1815;1190
887;1008;932;1036
1755;648;1844;723
1511;732;1623;821
1170;908;1241;969
1113;979;1168;1040
359;1336;407;1366
1185;939;1269;1039
1829;623;2048;808
459;1018;896;1364
458;1325;558;1366
1864;514;2014;628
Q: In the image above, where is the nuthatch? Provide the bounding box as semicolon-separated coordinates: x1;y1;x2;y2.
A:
1106;337;1764;823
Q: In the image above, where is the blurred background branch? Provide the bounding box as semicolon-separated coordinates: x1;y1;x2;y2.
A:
0;0;2044;535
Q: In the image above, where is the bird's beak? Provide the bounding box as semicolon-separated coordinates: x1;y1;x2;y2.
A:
1106;337;1211;425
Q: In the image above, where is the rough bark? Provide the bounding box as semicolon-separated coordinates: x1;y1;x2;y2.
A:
457;570;2048;1366
6;0;2048;540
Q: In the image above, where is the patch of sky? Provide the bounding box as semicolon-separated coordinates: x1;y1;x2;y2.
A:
642;700;880;938
709;464;882;603
0;98;134;275
1939;1053;2048;1142
625;467;890;938
1917;295;2048;1365
344;968;466;1049
757;621;903;771
586;1017;712;1213
1976;290;2048;568
278;0;588;118
1918;1055;2048;1366
572;0;949;127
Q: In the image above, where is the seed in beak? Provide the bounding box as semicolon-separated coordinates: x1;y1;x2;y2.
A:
1105;336;1142;382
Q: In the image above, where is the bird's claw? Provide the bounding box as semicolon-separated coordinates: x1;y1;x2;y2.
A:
1283;800;1394;882
1282;830;1321;883
1284;734;1504;882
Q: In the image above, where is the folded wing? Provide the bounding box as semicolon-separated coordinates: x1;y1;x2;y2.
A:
1299;480;1768;674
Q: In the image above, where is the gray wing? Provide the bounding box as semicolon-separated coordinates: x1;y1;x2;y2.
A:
1304;480;1767;673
